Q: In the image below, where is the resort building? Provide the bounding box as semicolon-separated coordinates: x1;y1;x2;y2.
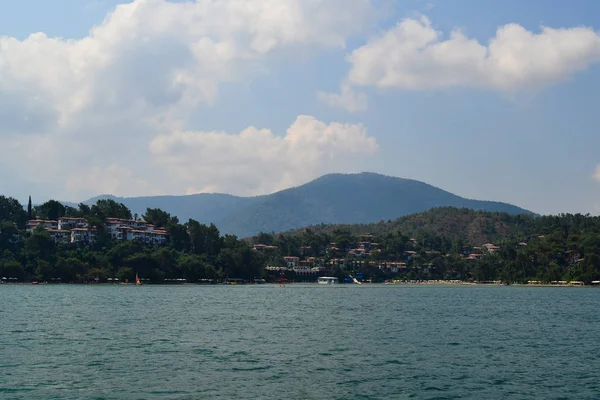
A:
24;216;167;246
57;217;88;230
104;218;167;244
26;219;58;232
71;227;97;244
47;229;71;244
106;218;153;238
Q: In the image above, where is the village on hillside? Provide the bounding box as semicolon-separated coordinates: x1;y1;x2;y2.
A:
26;217;168;245
250;231;588;284
251;234;510;277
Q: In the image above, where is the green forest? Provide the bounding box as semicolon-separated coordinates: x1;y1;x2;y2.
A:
1;194;599;284
0;196;264;283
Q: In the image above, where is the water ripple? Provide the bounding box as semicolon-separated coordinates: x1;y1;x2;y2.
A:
1;285;600;399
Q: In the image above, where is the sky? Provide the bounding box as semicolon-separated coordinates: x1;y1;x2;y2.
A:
1;0;599;215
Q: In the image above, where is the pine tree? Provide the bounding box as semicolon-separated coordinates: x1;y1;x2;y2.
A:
27;196;33;220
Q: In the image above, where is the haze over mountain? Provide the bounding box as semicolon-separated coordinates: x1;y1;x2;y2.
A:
70;173;532;237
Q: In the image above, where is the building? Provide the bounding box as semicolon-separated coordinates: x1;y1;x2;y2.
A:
377;261;408;273
47;229;71;244
114;225;167;244
283;256;300;268
57;217;88;231
26;220;58;232
105;218;167;244
404;250;417;261
252;244;278;252
106;218;153;238
71;228;97;244
482;243;500;254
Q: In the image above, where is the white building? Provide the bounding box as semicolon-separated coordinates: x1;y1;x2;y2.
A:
113;224;167;245
26;220;58;232
47;229;71;244
106;218;157;240
71;228;97;244
57;217;88;231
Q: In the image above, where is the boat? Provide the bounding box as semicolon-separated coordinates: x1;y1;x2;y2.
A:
318;276;339;285
135;273;142;285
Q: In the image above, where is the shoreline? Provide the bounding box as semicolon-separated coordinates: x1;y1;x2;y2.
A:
0;281;597;287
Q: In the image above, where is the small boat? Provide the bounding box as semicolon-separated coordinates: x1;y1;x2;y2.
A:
318;277;339;285
135;273;142;285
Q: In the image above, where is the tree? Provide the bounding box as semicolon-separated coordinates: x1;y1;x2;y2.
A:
187;220;222;257
35;200;66;221
27;196;33;220
24;226;56;266
179;254;211;282
64;206;79;217
35;260;53;281
143;208;177;228
0;221;21;252
55;258;87;282
91;199;132;220
0;196;27;228
78;203;91;217
0;259;25;281
167;223;189;252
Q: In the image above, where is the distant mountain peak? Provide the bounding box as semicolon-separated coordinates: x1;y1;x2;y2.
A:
71;172;532;237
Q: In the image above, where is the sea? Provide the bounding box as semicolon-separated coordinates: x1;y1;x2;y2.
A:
1;284;599;399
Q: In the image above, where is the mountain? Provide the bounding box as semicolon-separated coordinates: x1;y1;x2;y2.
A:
79;193;264;223
74;172;533;237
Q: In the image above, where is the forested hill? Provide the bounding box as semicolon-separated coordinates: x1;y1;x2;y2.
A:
273;207;595;246
73;173;532;237
249;208;600;284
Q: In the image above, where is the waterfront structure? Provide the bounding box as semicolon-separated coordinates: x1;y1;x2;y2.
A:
318;276;339;284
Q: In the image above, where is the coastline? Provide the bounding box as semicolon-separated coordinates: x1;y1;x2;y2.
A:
1;280;597;287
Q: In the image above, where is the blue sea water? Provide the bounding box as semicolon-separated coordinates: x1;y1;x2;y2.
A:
0;284;599;399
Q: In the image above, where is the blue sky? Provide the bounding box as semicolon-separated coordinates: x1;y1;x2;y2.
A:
0;0;599;215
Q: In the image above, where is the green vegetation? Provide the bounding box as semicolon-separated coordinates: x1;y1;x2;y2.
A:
2;194;598;285
251;208;600;284
0;196;264;283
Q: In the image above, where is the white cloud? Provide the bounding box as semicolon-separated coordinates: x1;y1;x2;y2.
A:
65;164;157;198
347;16;600;91
0;0;377;199
0;0;376;127
317;85;368;112
594;165;600;182
149;115;378;196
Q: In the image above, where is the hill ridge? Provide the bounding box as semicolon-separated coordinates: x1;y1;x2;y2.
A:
67;172;532;237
